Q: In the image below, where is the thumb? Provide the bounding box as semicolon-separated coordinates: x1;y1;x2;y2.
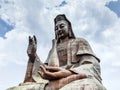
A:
38;71;42;76
40;65;46;73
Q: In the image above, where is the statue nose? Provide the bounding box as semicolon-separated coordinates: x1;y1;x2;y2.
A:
58;30;63;34
58;26;61;31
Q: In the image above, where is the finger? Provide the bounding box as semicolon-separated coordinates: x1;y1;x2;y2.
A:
32;36;35;45
33;35;37;44
29;36;32;44
40;65;46;73
38;71;41;75
45;66;61;71
38;71;44;78
38;71;51;80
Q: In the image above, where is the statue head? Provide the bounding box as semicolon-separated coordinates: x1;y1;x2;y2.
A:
54;14;75;43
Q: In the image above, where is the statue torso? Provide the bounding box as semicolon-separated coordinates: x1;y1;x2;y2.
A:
57;41;68;66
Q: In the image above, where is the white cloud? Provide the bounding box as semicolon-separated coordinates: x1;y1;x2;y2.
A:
0;0;120;90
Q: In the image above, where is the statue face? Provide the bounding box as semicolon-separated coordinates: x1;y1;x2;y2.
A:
55;20;69;40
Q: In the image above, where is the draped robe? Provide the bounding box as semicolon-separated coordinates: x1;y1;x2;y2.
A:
7;38;106;90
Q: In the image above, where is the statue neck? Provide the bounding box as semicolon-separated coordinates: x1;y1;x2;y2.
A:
59;37;69;43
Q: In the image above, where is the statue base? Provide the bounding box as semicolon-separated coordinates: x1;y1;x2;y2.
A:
7;79;106;90
7;82;47;90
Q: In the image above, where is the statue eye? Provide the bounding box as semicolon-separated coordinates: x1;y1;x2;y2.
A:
60;24;64;28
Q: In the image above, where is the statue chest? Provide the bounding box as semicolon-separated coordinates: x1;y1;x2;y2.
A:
57;42;67;66
56;40;79;66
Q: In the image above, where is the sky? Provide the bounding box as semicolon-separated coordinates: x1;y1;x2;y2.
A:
0;0;120;90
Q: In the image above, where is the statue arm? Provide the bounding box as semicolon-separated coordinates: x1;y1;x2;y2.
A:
24;36;37;82
69;38;100;77
69;54;101;79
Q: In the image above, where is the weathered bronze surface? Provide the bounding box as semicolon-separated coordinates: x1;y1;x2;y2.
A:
7;14;106;90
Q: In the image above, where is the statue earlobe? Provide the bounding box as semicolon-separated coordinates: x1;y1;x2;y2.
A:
68;28;72;38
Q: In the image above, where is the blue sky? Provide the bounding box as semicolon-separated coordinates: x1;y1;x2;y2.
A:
0;0;120;90
0;18;13;38
0;0;120;38
106;0;120;17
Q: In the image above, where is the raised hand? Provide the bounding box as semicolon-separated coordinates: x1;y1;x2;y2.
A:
27;35;37;61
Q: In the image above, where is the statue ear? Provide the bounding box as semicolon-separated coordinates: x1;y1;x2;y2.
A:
68;28;72;38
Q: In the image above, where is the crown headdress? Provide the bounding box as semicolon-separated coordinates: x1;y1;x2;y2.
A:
54;14;69;24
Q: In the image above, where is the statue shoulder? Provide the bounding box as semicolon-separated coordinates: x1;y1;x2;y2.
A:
74;38;100;62
72;37;89;44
